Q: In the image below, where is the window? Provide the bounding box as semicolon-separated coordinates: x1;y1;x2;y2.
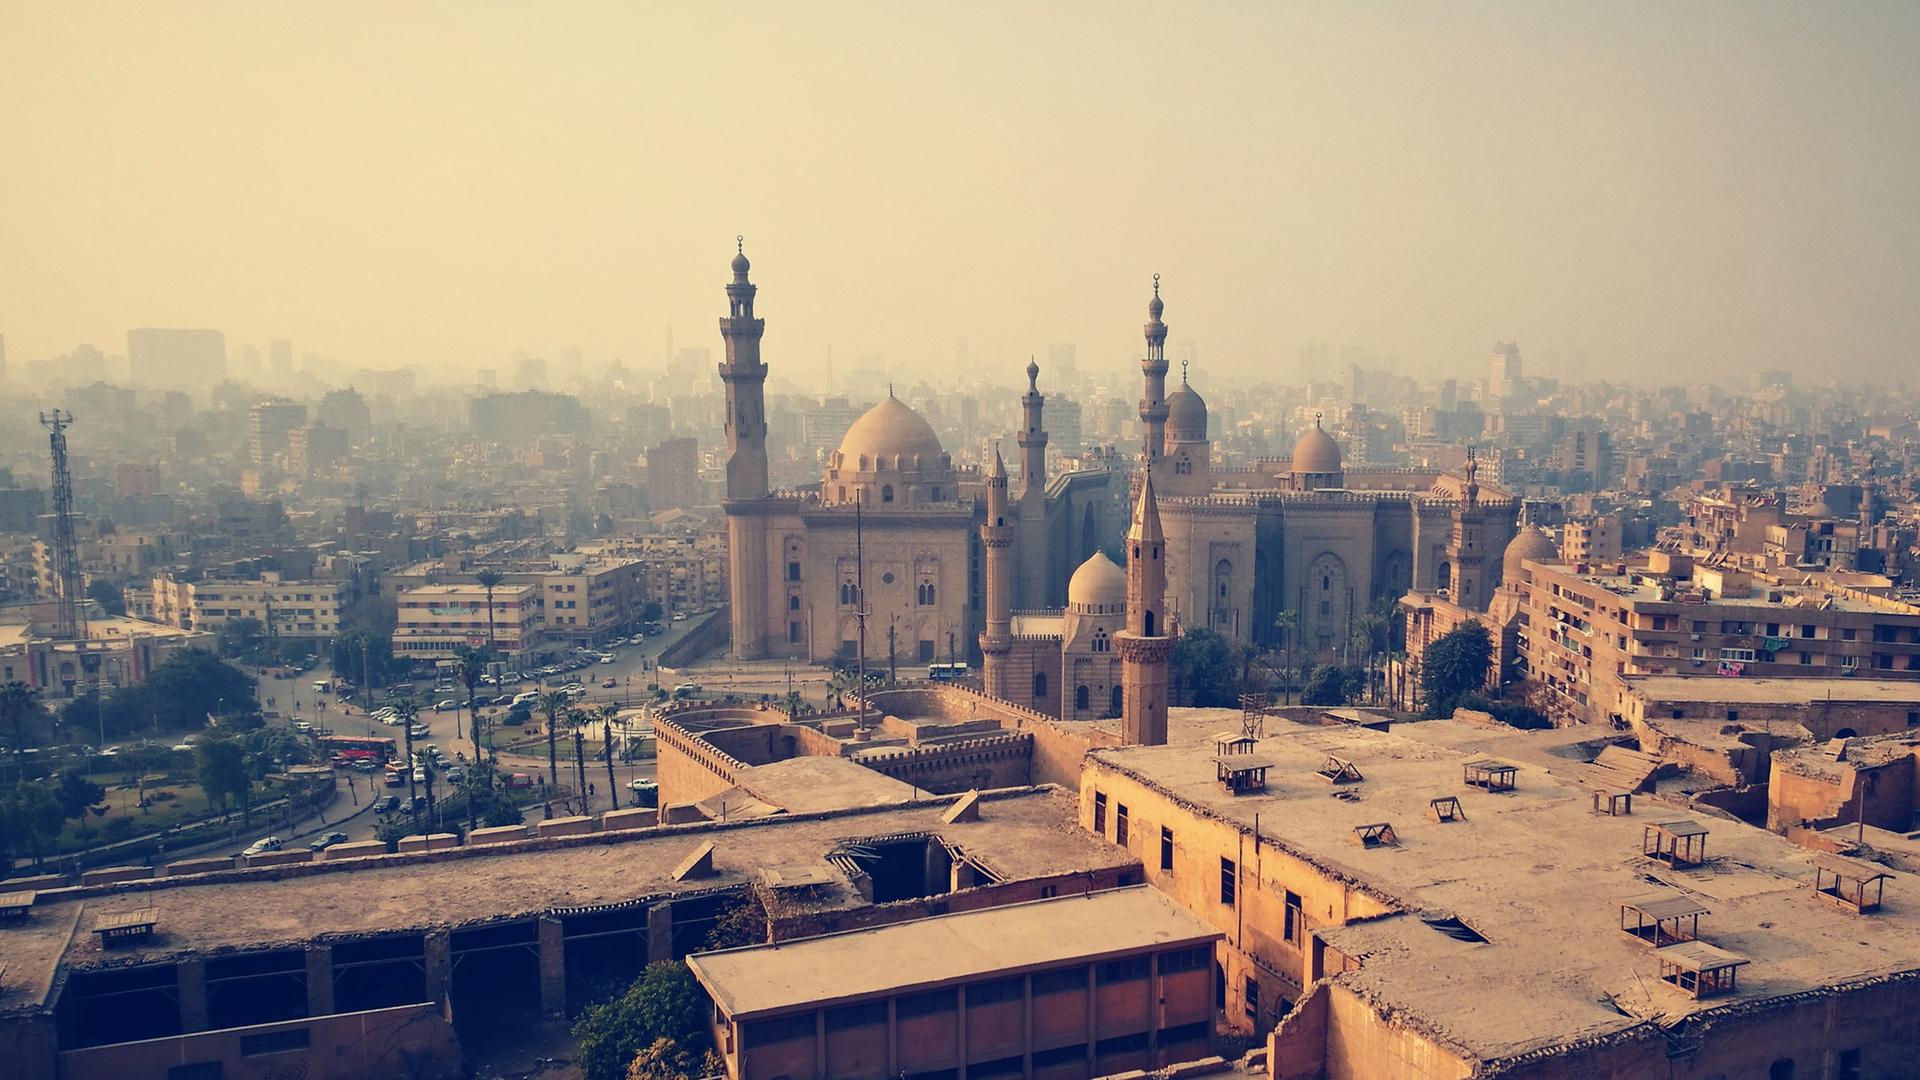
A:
1160;1021;1208;1047
788;595;800;610
1220;857;1237;906
1319;600;1330;617
826;1001;887;1030
1837;1049;1862;1080
1032;1044;1087;1068
1076;685;1089;710
1110;685;1122;715
1159;945;1209;973
745;1014;816;1047
917;581;936;606
1096;1031;1149;1055
882;484;895;503
967;977;1023;1006
1115;804;1129;846
1244;976;1260;1018
1093;791;1106;832
1092;629;1109;652
788;622;801;643
896;989;956;1018
1844;627;1857;641
1033;671;1048;699
1032;968;1086;996
1098;956;1149;983
840;582;855;606
930;487;941;501
1284;890;1303;944
239;1029;310;1056
1768;1060;1795;1080
786;561;801;582
168;1066;223;1080
1160;827;1174;871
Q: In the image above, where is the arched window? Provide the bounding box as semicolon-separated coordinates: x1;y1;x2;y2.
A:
1033;671;1048;699
917;581;936;606
839;582;855;606
1092;629;1109;653
788;595;800;611
1110;685;1123;715
881;484;895;503
1437;562;1452;591
1769;1061;1794;1080
1076;685;1089;710
930;487;941;501
1144;610;1156;636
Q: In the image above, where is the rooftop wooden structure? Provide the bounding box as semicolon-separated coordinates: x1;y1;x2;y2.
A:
1619;893;1708;946
1212;732;1257;757
1462;759;1517;793
1214;753;1273;795
1353;822;1397;849
1813;853;1893;914
1644;820;1709;868
1315;755;1364;785
92;908;157;947
1591;790;1633;816
0;891;35;920
1655;940;1747;999
1428;796;1465;823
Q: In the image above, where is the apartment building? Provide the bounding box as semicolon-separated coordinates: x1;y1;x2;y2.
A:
1518;556;1920;727
392;581;541;660
141;573;352;639
541;553;646;647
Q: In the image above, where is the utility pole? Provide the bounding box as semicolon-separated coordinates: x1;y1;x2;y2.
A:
854;502;869;732
887;617;897;685
604;717;619;810
573;728;588;814
39;410;84;641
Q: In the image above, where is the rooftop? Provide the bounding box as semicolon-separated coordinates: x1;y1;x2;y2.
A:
0;788;1126;1016
1088;709;1920;1065
1624;675;1920;706
688;886;1217;1020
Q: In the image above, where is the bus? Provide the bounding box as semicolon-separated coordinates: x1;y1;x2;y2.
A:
317;735;397;767
927;662;969;682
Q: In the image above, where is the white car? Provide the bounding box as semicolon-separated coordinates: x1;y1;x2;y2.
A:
243;836;284;857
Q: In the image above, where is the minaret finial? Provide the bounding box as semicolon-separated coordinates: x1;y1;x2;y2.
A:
888;382;894;399
1181;357;1189;385
1153;272;1160;297
737;234;743;254
1314;410;1323;428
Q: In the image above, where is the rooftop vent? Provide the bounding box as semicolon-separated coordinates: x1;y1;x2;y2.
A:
1353;822;1397;849
0;891;35;921
1315;756;1364;785
1462;759;1518;793
1423;915;1488;943
1214;753;1273;795
1428;796;1465;823
1813;853;1892;914
1619;892;1708;946
1655;941;1748;1000
1592;791;1634;816
1644;820;1709;868
92;907;158;947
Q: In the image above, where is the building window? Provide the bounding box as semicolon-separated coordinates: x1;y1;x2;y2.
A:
881;484;894;503
930;486;941;501
917;581;936;606
839;582;855;606
1160;827;1174;871
1245;976;1260;1019
1769;1061;1795;1080
1115;804;1129;846
1220;857;1237;906
1092;629;1109;652
786;561;801;582
1093;791;1106;832
788;622;801;643
1837;1049;1862;1080
788;595;800;611
239;1029;310;1057
1076;685;1090;711
1033;671;1048;699
1284;890;1303;944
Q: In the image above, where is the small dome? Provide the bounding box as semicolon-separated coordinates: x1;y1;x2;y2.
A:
1067;551;1127;609
1292;420;1343;475
834;396;946;471
731;249;751;275
1148;274;1165;320
1503;527;1560;579
1167;382;1208;442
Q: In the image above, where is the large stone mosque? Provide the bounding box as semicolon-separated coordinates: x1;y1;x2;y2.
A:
720;245;1521;727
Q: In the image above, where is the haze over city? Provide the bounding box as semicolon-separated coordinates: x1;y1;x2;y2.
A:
4;1;1917;384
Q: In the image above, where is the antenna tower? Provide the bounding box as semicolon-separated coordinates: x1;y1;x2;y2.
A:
40;410;85;640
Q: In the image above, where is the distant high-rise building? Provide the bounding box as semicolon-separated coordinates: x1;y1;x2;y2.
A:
647;437;700;511
1488;341;1523;403
801;397;859;460
128;328;226;390
269;340;293;380
514;356;549;390
1050;398;1084;456
0;333;7;382
1048;342;1078;381
248;399;308;468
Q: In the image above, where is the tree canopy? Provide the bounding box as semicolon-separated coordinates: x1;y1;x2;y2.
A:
1301;664;1365;706
1171;628;1240;708
572;962;712;1080
1420;619;1495;719
0;782;65;869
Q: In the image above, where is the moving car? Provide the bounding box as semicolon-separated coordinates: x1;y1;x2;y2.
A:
308;832;349;852
375;795;401;814
433;699;458;712
601;676;618;688
503;773;534;789
243;836;284;857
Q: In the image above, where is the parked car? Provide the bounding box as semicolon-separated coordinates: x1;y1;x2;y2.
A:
308;832;349;852
433;699;458;712
444;767;466;784
375;795;401;814
601;676;618;688
672;683;701;699
292;720;313;733
353;759;378;773
243;836;284;857
503;773;534;789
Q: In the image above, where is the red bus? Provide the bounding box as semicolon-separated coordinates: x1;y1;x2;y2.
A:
318;735;397;767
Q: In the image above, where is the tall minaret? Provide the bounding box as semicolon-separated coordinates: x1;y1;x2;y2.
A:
1018;359;1047;499
1448;445;1491;612
1139;275;1170;467
719;236;768;500
979;447;1015;700
1116;467;1171;746
720;238;770;659
1016;358;1050;607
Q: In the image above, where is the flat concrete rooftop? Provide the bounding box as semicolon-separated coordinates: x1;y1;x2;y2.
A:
0;787;1128;1017
688;886;1217;1019
1090;710;1920;1065
1624;675;1920;705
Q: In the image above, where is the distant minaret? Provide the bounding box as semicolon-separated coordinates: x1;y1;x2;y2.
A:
720;238;771;658
1016;359;1050;607
1019;359;1047;499
1448;446;1491;612
980;448;1015;700
1116;465;1171;746
1139;275;1169;466
718;237;768;500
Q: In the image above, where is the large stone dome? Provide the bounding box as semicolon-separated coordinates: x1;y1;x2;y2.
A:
835;396;946;471
823;395;955;506
1167;382;1208;443
1503;527;1560;579
1292;420;1343;475
1067;551;1127;613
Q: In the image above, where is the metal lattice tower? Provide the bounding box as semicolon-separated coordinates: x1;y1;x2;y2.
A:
40;410;85;641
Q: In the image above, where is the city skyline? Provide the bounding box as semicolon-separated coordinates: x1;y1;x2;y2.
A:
3;3;1917;384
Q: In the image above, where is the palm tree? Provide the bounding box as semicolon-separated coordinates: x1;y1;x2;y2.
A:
597;703;623;809
1;681;41;780
1353;612;1388;705
395;701;420;829
474;571;506;655
540;691;570;788
1272;611;1298;706
454;645;489;790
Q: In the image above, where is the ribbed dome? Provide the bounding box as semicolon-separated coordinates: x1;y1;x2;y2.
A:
1292;421;1343;475
1167;382;1208;442
1067;551;1127;610
834;396;946;471
1503;527;1560;579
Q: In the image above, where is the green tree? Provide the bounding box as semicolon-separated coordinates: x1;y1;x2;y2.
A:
137;649;259;730
216;617;269;663
1;681;42;778
1420;619;1494;719
541;691;570;788
195;736;254;825
1271;610;1299;706
572;962;713;1080
475;570;506;653
0;782;65;869
1299;664;1360;706
639;601;664;624
86;578;127;616
626;1037;720;1080
54;770;107;848
1171;627;1239;708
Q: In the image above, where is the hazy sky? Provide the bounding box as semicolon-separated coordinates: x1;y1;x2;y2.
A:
2;2;1916;387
